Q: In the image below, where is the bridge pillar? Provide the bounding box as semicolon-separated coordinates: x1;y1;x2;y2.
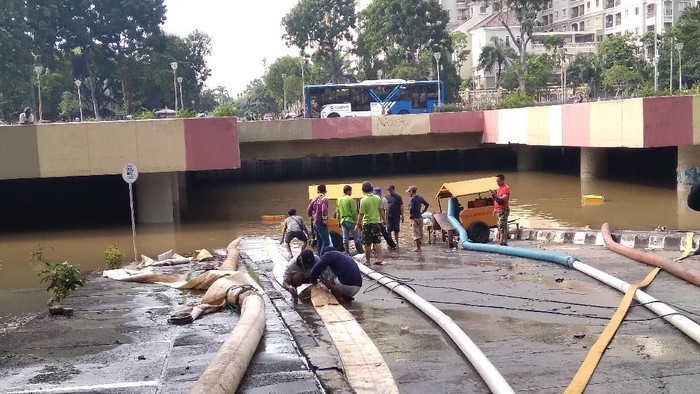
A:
517;145;542;172
580;148;607;179
135;172;183;224
676;146;700;230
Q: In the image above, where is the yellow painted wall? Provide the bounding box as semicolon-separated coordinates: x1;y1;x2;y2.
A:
135;119;186;173
37;123;91;177
692;96;700;144
238;119;313;142
37;120;186;178
526;106;552;146
371;114;430;136
589;101;623;147
620;98;644;147
0;125;41;180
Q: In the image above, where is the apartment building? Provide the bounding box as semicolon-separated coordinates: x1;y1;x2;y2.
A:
439;0;494;29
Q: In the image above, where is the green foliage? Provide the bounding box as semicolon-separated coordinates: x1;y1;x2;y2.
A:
104;244;124;269
602;64;644;98
496;91;534;109
567;53;603;96
238;80;279;117
524;55;554;95
211;102;238;117
245;264;262;288
500;64;520;91
460;77;475;91
136;109;155;120
39;261;85;306
542;36;565;53
264;57;305;109
478;37;518;87
59;91;80;120
283;0;356;83
451;31;471;75
672;6;700;89
434;103;465;113
177;109;196;118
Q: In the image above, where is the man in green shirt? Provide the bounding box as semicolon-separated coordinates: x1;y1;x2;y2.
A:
335;185;363;254
356;181;386;266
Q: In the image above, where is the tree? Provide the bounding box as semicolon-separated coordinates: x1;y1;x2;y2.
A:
567;53;603;97
478;37;517;87
523;54;554;96
283;0;356;83
238;79;278;118
490;0;544;92
542;36;565;54
264;56;304;109
672;6;700;88
603;64;643;98
59;91;80;120
451;31;471;75
0;0;34;121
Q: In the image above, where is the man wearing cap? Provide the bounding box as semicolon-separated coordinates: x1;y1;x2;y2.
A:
282;249;319;304
407;185;429;252
19;107;34;124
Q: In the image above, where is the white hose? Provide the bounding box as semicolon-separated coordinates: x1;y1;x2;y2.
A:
358;264;516;394
573;261;700;344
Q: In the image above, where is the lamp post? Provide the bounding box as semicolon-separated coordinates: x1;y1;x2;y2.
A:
669;38;674;92
75;79;83;121
556;47;568;104
433;52;442;108
301;59;308;117
676;42;684;91
653;57;659;92
34;65;43;121
170;62;178;112
281;73;287;114
176;76;183;111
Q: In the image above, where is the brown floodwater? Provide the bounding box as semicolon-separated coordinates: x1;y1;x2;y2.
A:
0;171;681;325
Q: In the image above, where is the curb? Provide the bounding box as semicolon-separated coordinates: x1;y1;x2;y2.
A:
512;228;697;252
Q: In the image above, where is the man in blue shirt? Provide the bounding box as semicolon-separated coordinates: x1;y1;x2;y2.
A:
307;247;363;302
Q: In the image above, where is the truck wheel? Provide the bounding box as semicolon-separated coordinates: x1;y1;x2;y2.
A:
327;112;340;118
468;221;490;243
398;110;409;115
330;231;344;251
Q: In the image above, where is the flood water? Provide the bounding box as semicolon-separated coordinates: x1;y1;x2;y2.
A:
0;170;681;325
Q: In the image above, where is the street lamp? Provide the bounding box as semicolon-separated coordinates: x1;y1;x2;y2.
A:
281;73;287;113
676;42;684;90
301;59;308;117
34;65;43;121
669;38;674;92
74;79;83;121
176;76;183;111
433;52;442;108
170;62;178;112
653;56;659;92
556;47;568;104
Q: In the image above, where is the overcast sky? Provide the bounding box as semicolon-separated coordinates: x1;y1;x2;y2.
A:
162;0;299;95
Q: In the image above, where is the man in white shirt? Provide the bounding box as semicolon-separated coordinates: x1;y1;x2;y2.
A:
19;107;34;124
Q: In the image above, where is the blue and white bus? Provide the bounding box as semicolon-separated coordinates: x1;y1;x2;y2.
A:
304;79;444;118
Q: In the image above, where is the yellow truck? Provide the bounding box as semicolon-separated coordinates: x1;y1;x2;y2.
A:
435;177;498;244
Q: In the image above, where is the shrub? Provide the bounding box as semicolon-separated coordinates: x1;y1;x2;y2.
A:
496;91;535;109
136;109;155;120
177;109;196;118
434;103;465;113
212;102;237;117
38;261;85;305
104;244;125;269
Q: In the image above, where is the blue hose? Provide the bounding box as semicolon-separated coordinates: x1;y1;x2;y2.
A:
445;198;578;268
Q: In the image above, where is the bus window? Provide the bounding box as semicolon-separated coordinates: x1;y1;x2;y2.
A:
350;88;370;111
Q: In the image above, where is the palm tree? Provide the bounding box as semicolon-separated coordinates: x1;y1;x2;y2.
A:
478;37;518;87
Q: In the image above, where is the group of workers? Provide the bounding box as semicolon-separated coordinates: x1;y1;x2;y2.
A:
279;175;512;303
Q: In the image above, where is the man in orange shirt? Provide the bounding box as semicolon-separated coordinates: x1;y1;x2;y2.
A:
491;174;511;246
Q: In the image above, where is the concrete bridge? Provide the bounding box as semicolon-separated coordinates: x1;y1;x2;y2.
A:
2;95;700;225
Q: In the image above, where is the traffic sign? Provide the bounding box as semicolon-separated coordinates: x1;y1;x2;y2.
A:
122;163;139;184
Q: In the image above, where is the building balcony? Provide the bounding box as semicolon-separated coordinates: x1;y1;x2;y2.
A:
532;42;597;52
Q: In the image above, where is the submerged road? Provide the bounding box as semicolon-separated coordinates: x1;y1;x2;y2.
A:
0;235;699;393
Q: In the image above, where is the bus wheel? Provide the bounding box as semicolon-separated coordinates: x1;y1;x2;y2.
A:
327;112;340;118
467;221;490;243
398;110;409;115
330;231;344;251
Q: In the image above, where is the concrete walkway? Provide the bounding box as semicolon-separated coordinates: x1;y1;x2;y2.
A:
0;246;335;393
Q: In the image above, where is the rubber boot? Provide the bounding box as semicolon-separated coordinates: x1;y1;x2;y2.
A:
355;240;363;255
343;241;350;254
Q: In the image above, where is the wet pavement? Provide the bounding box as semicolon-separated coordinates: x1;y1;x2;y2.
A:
1;235;699;393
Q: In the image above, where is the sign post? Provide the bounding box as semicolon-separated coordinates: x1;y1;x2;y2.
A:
122;163;139;262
